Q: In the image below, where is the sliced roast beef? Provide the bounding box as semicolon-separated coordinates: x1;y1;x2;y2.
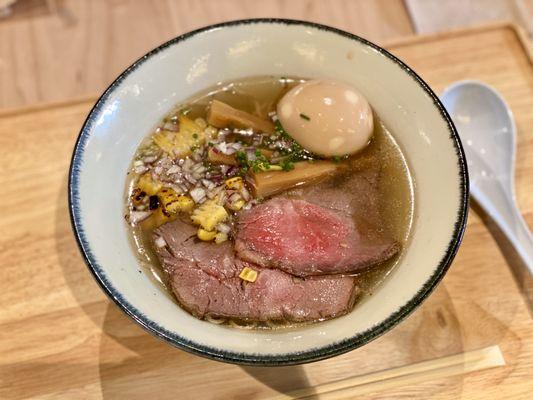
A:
153;219;358;322
235;197;399;276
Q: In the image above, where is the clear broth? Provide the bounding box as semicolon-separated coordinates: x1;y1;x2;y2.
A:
126;76;414;328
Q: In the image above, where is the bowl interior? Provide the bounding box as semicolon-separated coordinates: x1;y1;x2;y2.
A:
70;20;467;364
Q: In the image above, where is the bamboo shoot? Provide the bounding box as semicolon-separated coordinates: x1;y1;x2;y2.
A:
207;99;275;134
248;160;344;198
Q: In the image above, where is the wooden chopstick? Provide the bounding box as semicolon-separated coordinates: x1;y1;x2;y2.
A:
268;345;505;400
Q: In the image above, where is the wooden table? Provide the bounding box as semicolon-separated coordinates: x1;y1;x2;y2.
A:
1;23;532;399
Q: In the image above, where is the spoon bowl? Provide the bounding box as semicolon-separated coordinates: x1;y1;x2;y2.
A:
442;80;533;284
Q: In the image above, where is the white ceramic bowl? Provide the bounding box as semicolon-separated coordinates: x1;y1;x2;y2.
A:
69;19;468;365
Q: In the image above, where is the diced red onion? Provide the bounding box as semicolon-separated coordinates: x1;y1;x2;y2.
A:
184;173;197;184
128;210;152;224
192;152;203;162
166;165;181;174
240;186;251;201
190;187;206;203
228;192;241;203
182;158;193;171
216;223;231;234
217;142;228;154
143;155;158;163
226;166;239;177
192;164;206;173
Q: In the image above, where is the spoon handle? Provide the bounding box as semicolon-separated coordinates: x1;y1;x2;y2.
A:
472;183;533;275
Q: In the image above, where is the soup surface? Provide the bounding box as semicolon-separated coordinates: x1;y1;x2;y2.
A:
125;76;414;329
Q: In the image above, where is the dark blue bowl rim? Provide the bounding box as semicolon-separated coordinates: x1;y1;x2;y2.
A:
68;18;469;366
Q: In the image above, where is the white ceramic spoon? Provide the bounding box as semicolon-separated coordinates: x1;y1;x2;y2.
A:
441;80;533;279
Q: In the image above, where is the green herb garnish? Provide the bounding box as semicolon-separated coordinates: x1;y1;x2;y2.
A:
280;159;295;171
299;113;311;121
235;151;248;166
192;133;198;139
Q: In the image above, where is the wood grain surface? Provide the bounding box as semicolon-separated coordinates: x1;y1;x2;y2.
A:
0;0;412;109
1;24;533;399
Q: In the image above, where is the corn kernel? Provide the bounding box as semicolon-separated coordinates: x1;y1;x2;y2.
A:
228;199;245;211
137;173;162;196
239;267;258;282
225;176;244;190
197;228;217;241
158;188;194;214
191;200;228;231
165;194;194;213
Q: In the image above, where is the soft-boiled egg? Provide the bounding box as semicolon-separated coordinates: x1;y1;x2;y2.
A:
277;79;374;157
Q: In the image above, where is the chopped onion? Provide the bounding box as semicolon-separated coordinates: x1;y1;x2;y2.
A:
184;174;197;184
166;165;181;174
134;165;148;174
192;164;206;174
218;191;227;205
143;155;158;163
190;187;206;203
228;192;242;203
182;158;193;171
128;210;152;224
170;184;184;194
216;223;231;234
240;186;251;201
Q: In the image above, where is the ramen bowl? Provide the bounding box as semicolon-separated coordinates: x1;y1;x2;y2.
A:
69;19;468;365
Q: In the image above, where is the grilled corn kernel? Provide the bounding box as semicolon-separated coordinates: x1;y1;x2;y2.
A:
191;200;228;231
197;228;217;241
166;195;194;213
228;199;245;211
158;188;194;214
137;173;162;196
239;267;258;283
214;232;228;244
225;176;244;190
